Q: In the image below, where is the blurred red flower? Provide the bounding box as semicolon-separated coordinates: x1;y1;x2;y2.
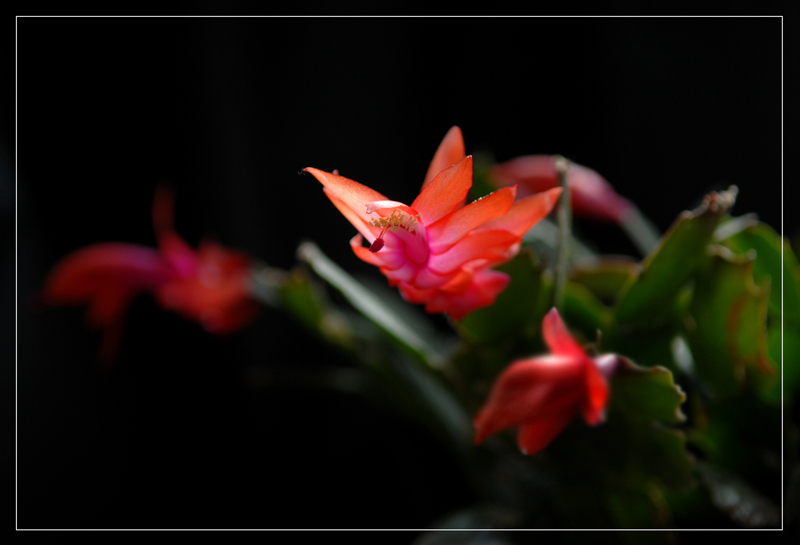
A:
305;127;561;320
489;155;632;224
474;308;616;455
41;187;259;362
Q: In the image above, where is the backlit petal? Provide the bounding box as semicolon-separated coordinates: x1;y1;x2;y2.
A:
324;188;379;242
427;186;516;254
422;126;466;190
477;187;562;237
306;167;388;228
411;156;473;225
427;229;520;274
365;200;416;216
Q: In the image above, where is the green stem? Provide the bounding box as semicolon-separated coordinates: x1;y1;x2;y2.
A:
553;155;571;312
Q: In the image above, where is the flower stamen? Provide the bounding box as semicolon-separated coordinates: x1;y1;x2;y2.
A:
367;209;422;253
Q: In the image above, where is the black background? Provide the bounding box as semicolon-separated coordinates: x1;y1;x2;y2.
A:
13;16;785;532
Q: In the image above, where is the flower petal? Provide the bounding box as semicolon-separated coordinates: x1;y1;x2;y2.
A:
516;412;576;455
437;268;474;295
542;307;587;358
324;188;379;242
397;282;436;304
305;167;389;230
411;156;473;226
490;155;557;194
152;185;197;276
427;186;516;254
568;163;633;224
490;155;632;224
41;243;175;363
473;353;585;445
581;360;609;425
435;269;510;320
477;187;562;237
365;200;416;216
349;234;386;266
42;243;173;306
414;266;458;289
422;126;466;190
427;229;520;274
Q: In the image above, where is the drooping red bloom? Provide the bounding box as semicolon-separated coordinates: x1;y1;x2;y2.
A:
474;308;616;455
41;187;259;362
489;155;632;224
305;127;562;320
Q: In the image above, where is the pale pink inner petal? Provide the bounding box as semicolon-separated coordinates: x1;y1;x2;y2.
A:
382;261;418;284
414;266;457;289
383;225;428;265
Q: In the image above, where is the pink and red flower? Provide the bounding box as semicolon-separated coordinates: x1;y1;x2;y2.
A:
474;308;616;455
489;155;632;224
305;127;561;320
41;187;259;362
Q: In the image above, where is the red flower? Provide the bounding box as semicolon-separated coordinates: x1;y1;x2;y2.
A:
305;127;561;320
41;187;259;362
489;155;632;224
473;308;616;455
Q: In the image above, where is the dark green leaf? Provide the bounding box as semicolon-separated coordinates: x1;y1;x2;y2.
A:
614;190;733;328
611;357;687;425
570;259;640;300
723;222;800;327
545;356;694;495
602;358;694;490
686;246;772;397
562;281;612;342
763;324;800;404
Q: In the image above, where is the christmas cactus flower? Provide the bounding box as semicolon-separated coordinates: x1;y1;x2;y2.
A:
489;155;632;224
41;187;259;361
304;127;562;319
474;308;617;455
